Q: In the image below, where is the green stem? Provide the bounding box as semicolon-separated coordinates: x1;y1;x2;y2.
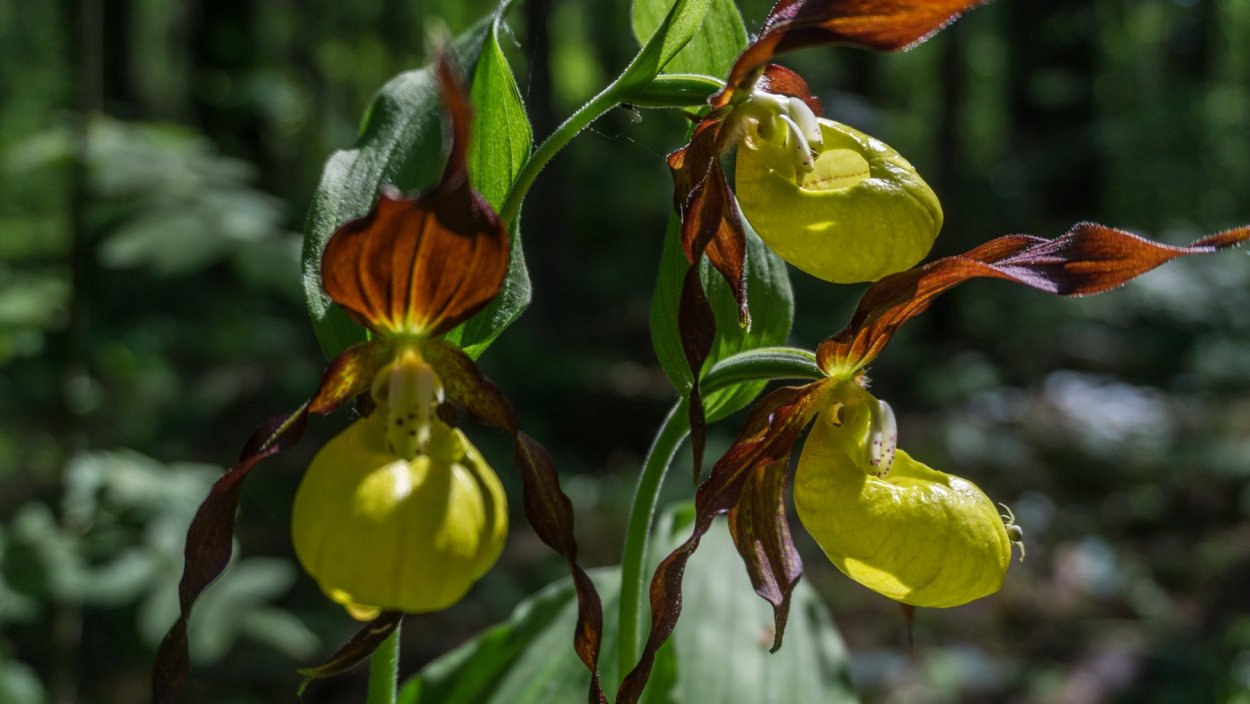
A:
499;86;620;226
366;622;401;704
616;347;823;679
498;74;721;227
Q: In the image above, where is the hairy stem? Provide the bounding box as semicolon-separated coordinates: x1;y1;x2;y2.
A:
367;622;401;704
498;74;721;226
616;347;823;679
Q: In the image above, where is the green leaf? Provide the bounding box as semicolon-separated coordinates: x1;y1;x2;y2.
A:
441;3;534;358
631;0;747;78
651;212;795;422
616;0;712;94
399;569;671;704
398;503;854;703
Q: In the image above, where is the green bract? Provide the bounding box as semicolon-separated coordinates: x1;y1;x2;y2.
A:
794;387;1010;608
735;118;943;283
291;411;508;620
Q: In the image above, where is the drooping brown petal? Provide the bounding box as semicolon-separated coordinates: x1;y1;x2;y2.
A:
420;338;607;704
713;0;987;107
668;120;748;318
616;380;831;704
295;612;405;694
817;222;1250;374
727;456;803;653
668;119;749;481
756;64;824;117
320;57;509;338
679;264;716;482
153;340;389;704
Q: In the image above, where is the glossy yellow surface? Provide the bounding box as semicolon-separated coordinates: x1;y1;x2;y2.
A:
735;118;943;283
291;412;507;619
794;389;1010;607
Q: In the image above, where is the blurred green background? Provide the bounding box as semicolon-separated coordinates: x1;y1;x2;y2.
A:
1;0;1248;702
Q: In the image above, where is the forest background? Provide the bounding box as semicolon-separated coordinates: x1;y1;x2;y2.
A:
1;0;1249;702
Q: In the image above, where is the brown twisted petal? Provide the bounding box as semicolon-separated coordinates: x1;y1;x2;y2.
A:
712;0;988;107
419;338;608;704
152;340;391;704
616;380;831;704
818;222;1250;375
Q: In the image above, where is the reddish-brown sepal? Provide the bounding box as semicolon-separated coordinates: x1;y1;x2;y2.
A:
818;222;1250;375
713;0;988;107
320;58;509;339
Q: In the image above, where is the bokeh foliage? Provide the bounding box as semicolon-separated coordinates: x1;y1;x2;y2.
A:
0;0;1247;702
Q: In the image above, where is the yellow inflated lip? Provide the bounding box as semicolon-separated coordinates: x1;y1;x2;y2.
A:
735;118;944;284
290;412;507;619
794;394;1011;608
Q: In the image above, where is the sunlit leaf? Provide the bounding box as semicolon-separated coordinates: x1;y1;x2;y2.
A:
632;0;746;78
617;0;712;93
442;3;535;357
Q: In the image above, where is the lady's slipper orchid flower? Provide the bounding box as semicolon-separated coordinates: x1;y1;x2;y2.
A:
732;103;943;283
794;385;1012;608
154;57;606;704
617;221;1250;704
291;408;508;620
662;0;990;480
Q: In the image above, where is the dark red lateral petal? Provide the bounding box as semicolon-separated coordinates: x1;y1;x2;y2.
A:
320;57;509;338
727;456;803;653
668;119;749;481
296;612;405;691
420;338;607;704
713;0;987;107
817;222;1250;374
615;381;830;703
152;341;388;703
679;264;716;482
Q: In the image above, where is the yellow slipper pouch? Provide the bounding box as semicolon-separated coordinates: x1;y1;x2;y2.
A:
794;389;1010;607
735;118;943;284
290;411;507;620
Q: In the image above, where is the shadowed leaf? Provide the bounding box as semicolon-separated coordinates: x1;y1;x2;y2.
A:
152;341;388;703
818;222;1250;374
615;381;830;703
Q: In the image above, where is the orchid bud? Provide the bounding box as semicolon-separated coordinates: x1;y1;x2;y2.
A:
290;410;507;620
734;116;943;283
793;388;1010;608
